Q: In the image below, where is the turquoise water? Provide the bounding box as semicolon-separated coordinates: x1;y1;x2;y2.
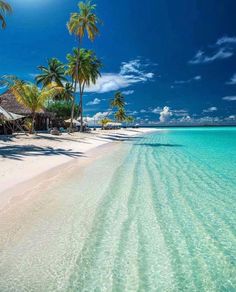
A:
0;127;236;291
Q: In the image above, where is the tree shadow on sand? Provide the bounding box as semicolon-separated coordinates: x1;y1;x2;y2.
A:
0;145;85;161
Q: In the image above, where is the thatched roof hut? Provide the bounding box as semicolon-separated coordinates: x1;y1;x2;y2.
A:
0;90;54;131
0;90;49;115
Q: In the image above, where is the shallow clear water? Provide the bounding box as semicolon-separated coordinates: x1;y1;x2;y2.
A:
0;127;236;291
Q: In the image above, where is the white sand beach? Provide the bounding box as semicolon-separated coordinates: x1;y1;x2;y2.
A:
0;128;155;207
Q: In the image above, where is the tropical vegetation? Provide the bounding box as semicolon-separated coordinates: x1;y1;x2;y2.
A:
46;100;79;119
36;58;67;88
0;1;135;134
0;0;12;29
67;0;100;131
67;48;101;130
11;82;60;133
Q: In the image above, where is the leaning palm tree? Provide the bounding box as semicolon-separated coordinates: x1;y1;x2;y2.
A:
67;48;101;131
11;82;60;133
111;91;125;108
126;116;134;125
67;0;100;130
115;108;127;123
105;91;125;119
0;0;12;29
35;58;67;88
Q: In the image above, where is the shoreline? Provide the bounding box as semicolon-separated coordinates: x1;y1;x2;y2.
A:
0;128;156;210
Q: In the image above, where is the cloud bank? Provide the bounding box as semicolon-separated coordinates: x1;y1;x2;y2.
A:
84;59;154;94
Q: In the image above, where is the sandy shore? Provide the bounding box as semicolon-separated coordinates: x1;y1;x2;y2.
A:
0;128;155;204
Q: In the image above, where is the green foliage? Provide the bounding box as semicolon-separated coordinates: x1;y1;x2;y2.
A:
0;0;12;29
126;116;135;124
99;117;112;127
67;48;102;88
67;0;101;131
110;91;125;108
115;108;127;122
11;82;61;133
35;58;67;88
67;1;100;42
46;101;79;119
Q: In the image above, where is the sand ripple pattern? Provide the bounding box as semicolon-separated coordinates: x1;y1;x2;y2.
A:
0;128;235;291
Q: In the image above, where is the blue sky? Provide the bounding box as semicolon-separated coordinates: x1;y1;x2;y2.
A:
0;0;236;124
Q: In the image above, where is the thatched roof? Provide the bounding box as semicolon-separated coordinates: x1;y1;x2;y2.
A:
0;90;51;116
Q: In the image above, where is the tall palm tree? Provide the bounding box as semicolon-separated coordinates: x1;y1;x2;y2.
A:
0;0;12;29
35;58;67;88
11;82;60;133
67;0;100;130
67;48;101;131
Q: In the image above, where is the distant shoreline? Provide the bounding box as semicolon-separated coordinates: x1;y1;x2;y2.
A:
140;124;236;128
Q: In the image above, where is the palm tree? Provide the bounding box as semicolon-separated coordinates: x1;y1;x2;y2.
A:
115;108;127;123
58;82;74;100
67;48;101;131
45;81;74;101
11;82;59;133
0;1;12;29
99;117;111;129
35;58;67;88
111;91;125;108
67;0;100;130
105;91;125;119
0;74;24;88
126;116;134;127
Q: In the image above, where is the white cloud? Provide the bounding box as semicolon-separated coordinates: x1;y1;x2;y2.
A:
189;48;233;64
160;106;173;122
203;106;218;113
172;109;189;117
226;115;236;120
140;109;147;113
179;115;192;122
193;75;202;81
222;96;236;101
84;59;154;94
216;36;236;46
174;75;202;85
85;111;109;124
120;60;141;75
189;35;236;65
226;73;236;85
130;110;138;115
152;107;162;114
86;98;101;106
122;90;134;95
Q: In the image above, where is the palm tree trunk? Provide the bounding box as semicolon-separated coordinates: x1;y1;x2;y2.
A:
79;82;85;132
31;111;36;134
70;40;81;132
